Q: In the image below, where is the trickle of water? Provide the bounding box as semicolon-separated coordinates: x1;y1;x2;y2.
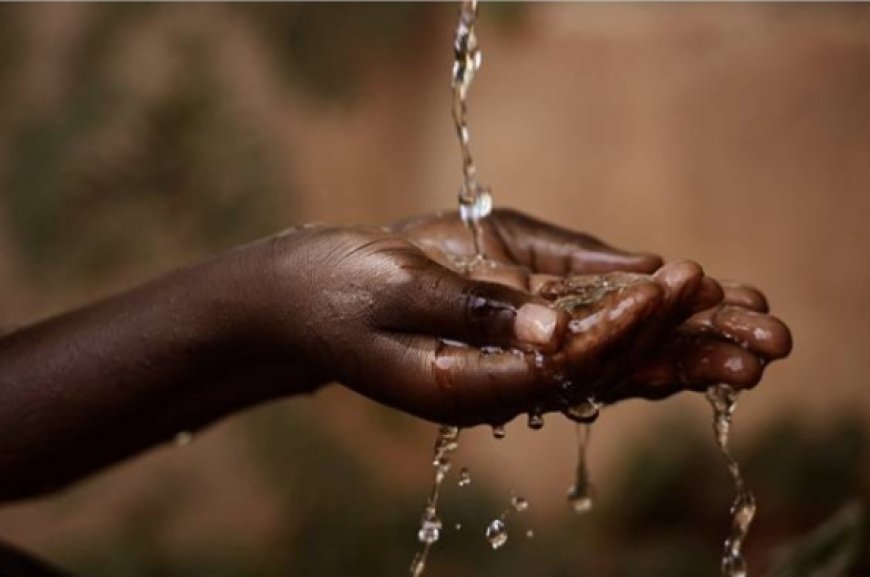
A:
707;384;756;577
492;425;506;439
452;0;492;258
174;431;194;447
410;425;461;577
567;423;595;514
458;466;472;487
486;518;508;550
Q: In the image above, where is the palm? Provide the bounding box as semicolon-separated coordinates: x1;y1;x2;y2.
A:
392;209;663;279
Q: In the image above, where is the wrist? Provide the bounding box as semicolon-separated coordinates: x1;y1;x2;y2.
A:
198;228;331;394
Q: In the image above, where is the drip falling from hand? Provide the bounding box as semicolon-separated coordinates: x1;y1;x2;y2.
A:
410;425;461;577
707;384;756;577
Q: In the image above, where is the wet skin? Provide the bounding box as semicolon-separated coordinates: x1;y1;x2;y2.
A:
0;209;791;501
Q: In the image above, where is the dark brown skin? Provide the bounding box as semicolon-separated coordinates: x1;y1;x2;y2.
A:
0;209;791;502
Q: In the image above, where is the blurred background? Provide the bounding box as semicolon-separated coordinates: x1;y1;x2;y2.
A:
0;3;868;576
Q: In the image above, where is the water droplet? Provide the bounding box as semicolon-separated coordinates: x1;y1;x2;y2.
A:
174;431;193;447
510;495;529;512
722;554;748;577
563;398;601;423
527;410;544;430
567;489;594;514
492;425;506;439
455;522;462;531
526;529;534;539
458;467;471;487
417;510;442;544
533;349;545;368
458;187;492;224
486;518;508;550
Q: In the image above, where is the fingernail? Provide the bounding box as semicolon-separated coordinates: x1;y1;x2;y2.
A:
515;303;558;346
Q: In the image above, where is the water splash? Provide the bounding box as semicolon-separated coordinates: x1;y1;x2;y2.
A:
707;384;756;577
452;0;492;259
410;425;461;577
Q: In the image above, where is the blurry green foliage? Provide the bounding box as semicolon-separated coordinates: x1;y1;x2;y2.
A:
0;3;527;290
240;3;426;102
768;502;865;577
1;5;283;288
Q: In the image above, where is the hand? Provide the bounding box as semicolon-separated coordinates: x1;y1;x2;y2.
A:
393;210;790;413
604;280;792;402
253;209;790;426
529;273;792;408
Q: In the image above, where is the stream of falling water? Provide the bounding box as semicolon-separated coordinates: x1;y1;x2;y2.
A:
452;0;492;259
411;3;758;576
410;426;461;577
707;384;756;577
408;6;495;575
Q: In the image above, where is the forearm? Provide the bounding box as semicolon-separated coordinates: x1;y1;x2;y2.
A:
0;240;315;501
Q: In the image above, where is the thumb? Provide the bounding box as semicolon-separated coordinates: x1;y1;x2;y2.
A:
381;262;567;352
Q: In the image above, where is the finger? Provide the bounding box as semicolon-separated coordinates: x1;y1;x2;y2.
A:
378;262;567;352
347;334;549;426
606;339;764;402
491;209;663;275
680;306;793;359
651;260;707;318
553;261;707;393
688;276;724;314
561;280;664;370
720;281;769;312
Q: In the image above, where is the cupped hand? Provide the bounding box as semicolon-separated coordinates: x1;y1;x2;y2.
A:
256;210;661;425
602;281;792;403
528;272;791;411
394;209;790;414
255;210;790;426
